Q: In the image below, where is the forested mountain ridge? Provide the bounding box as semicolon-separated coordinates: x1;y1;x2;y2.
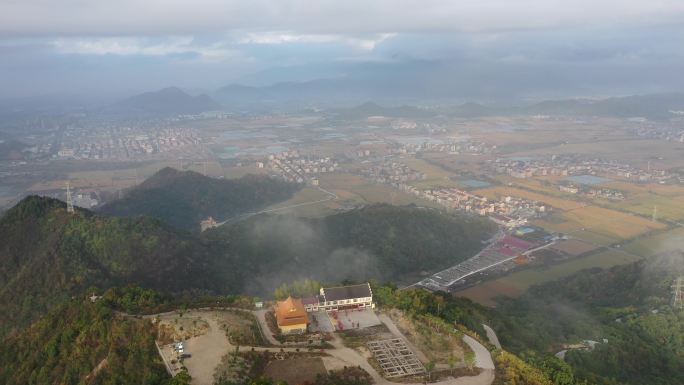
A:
99;167;300;231
0;196;231;336
0;195;495;336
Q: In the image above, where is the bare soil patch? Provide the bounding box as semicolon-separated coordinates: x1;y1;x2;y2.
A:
262;358;327;384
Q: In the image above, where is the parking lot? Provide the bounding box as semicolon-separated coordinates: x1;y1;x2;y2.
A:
329;308;381;331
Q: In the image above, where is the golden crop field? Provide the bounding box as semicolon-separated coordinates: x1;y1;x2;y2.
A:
533;207;665;246
602;181;684;196
561;205;666;239
616;194;684;222
401;157;454;179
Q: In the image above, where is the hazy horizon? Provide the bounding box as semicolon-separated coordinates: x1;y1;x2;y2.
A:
2;1;684;101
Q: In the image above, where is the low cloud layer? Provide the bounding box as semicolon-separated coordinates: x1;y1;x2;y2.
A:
3;1;684;37
1;1;684;99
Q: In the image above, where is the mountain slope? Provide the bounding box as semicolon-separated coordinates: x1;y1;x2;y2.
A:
99;168;300;231
491;252;684;385
114;87;221;115
0;196;231;336
0;298;171;385
0;197;494;335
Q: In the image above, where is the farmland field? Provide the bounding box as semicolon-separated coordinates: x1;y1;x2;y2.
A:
560;206;666;238
550;239;598;256
455;281;524;307
623;227;684;257
531;205;666;245
262;358;328;385
401;156;454;179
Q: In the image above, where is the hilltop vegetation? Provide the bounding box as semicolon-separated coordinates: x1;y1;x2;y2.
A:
100;167;299;231
0;295;177;385
0;196;233;336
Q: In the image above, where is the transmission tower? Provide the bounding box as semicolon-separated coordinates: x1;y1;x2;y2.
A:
672;277;684;309
652;205;658;222
65;182;75;214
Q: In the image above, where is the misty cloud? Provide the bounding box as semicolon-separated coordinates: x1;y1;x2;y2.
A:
237;214;384;296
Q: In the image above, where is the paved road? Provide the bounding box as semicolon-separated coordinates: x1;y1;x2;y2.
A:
253;309;280;345
482;324;501;350
463;335;494;370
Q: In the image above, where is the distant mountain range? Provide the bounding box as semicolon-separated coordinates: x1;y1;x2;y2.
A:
4;83;683;119
108;87;220;115
328;93;684;120
522;92;684;119
216;83;684;120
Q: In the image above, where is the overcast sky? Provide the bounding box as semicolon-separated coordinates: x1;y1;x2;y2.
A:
1;0;684;99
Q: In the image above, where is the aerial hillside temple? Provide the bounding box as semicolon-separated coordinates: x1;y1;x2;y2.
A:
303;283;374;312
274;296;309;334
